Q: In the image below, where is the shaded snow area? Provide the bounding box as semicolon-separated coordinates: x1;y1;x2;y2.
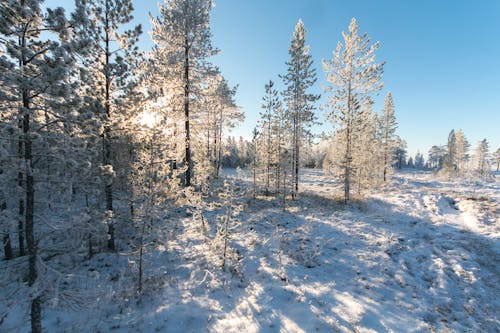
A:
1;170;499;332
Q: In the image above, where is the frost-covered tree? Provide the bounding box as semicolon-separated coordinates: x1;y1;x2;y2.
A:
281;19;319;199
475;139;490;178
150;0;217;187
440;129;470;178
0;1;76;331
427;145;446;170
206;73;241;180
74;0;142;250
259;80;281;194
442;129;457;176
353;104;379;191
323;18;384;203
414;151;425;169
394;138;407;170
454;129;470;176
493;148;500;172
378;92;398;181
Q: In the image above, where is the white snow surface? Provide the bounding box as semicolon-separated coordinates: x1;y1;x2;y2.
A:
1;169;499;332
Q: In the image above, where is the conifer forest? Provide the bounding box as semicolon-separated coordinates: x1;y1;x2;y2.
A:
0;1;498;332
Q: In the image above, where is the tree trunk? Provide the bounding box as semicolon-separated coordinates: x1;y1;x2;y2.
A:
20;24;41;331
344;82;352;204
104;129;114;251
18;123;25;256
294;126;299;196
184;35;192;187
25;113;40;333
2;200;13;260
104;5;115;250
216;109;223;178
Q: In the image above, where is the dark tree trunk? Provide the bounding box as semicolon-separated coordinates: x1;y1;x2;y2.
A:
104;5;115;250
24;112;40;333
17;121;25;256
2;201;13;260
216;110;223;178
184;35;192;187
20;23;41;331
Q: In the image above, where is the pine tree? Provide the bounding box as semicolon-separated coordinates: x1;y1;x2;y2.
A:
150;0;217;187
281;19;319;199
441;129;457;177
414;151;425;169
74;0;142;250
493;148;500;172
259;80;281;194
475;139;490;178
428;145;446;170
394;138;407;170
0;1;76;331
378;92;398;181
323;18;384;203
454;129;470;176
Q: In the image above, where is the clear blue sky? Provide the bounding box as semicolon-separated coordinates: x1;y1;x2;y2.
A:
48;0;500;158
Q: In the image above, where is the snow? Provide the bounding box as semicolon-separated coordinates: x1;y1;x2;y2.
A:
1;169;499;332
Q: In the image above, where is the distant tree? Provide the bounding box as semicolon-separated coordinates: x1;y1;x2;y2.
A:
443;129;457;176
493;148;500;172
323;18;384;203
407;156;414;168
251;128;259;199
414;151;425;169
454;129;470;176
394;138;407;170
282;19;320;199
378;92;398;181
428;145;446;170
475;139;490;178
259;80;281;194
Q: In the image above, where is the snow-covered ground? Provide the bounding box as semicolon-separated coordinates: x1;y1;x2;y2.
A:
1;169;499;332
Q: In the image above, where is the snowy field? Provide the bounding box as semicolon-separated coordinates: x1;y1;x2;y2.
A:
1;169;499;332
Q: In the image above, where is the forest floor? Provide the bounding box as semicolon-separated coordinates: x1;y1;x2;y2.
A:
1;169;499;332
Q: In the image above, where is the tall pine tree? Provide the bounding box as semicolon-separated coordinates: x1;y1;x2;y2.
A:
323;18;384;203
150;0;217;187
281;19;319;199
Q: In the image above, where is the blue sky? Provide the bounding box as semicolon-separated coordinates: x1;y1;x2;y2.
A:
48;0;500;157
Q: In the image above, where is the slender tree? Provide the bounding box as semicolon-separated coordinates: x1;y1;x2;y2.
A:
74;0;142;250
378;92;398;181
259;80;281;194
282;19;319;199
150;0;217;187
323;18;384;203
493;148;500;172
0;1;75;331
475;139;490;178
454;129;470;176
